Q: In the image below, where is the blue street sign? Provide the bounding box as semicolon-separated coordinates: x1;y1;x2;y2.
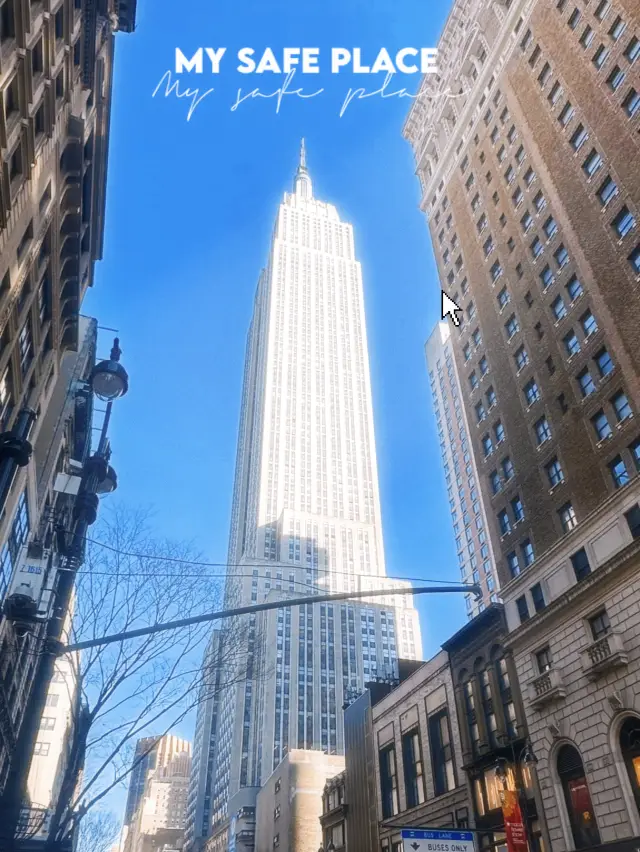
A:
401;829;476;852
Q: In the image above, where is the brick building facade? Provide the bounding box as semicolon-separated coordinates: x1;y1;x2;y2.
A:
404;0;640;849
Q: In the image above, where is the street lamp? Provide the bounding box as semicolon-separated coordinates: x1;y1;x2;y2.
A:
0;338;129;851
90;338;129;400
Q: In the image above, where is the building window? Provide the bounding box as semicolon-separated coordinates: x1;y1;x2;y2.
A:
490;471;502;494
612;390;632;422
502;456;514;480
516;595;530;623
564;329;581;356
530;583;545;612
33;742;50;756
592;45;609;69
624;505;640;539
592;409;612;440
483;435;494;458
577;368;596;397
552;295;568;320
555;244;569;267
582;149;603;177
524;378;540;405
597;175;619;206
536;647;552;672
531;236;544;259
546;457;565;487
498;510;511;536
429;710;456;795
543;216;558;239
559;502;578;532
557;745;601;849
623;88;640;118
507;551;520;577
609;455;630;488
571;547;591;581
40;716;56;731
402;729;426;808
515;346;528;371
540;265;554;290
559;101;575;126
498;287;510;309
589;609;610;640
19;322;33;375
521;539;535;566
595;348;614;377
629;438;640;470
506;314;520;339
607;65;626;91
612;205;636;238
629;245;640;274
609;15;625;39
625;36;640;62
570;124;589;151
379;745;399;818
511;496;524;522
495;421;505;443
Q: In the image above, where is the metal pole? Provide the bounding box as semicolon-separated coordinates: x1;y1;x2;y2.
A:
62;583;482;654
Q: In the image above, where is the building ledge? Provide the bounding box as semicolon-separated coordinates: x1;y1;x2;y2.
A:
581;631;628;681
528;667;566;710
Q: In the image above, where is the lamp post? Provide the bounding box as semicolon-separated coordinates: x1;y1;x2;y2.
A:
0;339;128;851
495;739;539;850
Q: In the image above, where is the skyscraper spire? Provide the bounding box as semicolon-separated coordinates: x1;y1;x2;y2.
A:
299;137;307;171
294;138;312;198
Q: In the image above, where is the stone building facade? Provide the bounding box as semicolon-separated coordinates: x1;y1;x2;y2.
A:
504;479;640;851
0;0;135;808
343;656;470;851
254;750;345;852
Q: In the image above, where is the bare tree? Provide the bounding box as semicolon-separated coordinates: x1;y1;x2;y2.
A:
75;810;120;852
34;505;257;850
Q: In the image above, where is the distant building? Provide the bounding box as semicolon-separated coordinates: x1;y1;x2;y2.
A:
254;750;345;852
124;743;192;852
191;143;422;852
426;321;499;618
320;770;347;851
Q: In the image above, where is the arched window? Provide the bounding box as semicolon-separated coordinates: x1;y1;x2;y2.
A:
620;717;640;815
557;744;601;849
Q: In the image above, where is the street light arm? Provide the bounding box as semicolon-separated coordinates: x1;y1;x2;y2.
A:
60;583;482;654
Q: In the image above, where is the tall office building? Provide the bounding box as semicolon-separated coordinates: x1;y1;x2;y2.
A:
190;144;422;851
404;0;639;596
405;1;640;849
122;735;191;850
426;321;499;618
124;745;192;852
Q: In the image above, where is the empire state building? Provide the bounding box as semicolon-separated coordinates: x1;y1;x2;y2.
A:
185;143;422;852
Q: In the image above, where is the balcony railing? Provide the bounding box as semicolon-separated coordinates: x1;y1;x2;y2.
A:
528;667;566;710
581;631;628;681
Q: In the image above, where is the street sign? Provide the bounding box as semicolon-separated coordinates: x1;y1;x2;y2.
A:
401;829;476;852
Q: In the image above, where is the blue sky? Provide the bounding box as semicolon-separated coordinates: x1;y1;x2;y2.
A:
86;0;460;675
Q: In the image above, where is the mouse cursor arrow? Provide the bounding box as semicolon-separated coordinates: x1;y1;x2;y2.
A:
441;291;463;327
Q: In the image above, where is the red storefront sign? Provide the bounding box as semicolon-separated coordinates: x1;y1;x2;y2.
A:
502;789;529;852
